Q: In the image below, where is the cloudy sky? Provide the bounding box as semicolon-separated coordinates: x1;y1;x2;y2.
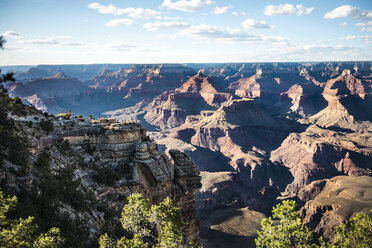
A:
0;0;371;65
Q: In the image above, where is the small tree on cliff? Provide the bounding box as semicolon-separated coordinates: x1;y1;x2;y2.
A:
320;210;372;248
256;200;372;248
255;200;316;248
0;190;64;248
99;193;200;248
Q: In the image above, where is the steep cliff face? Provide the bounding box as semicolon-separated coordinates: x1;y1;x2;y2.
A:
270;125;372;194
0;100;202;246
298;176;372;240
5;72;127;116
85;64;196;99
140;72;232;130
309;69;372;128
176;99;292;173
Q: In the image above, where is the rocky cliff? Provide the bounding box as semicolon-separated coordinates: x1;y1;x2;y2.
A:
309;69;372;128
0;97;202;247
298;176;372;240
270;124;372;193
120;72;232;130
86;64;196;99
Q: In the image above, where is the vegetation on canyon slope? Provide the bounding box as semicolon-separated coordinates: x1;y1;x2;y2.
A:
0;190;64;248
1;190;370;248
256;200;372;248
0;190;198;248
99;193;199;248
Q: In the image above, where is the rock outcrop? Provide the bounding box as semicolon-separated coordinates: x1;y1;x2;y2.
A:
0;103;202;245
270;125;372;194
86;64;196;99
298;176;372;240
140;72;232;130
309;69;372;128
175;98;292;175
5;72;123;116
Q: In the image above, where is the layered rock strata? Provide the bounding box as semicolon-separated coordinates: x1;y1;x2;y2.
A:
1;110;202;244
298;176;372;240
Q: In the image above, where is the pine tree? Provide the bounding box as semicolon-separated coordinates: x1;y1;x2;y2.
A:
0;190;64;248
255;200;316;248
99;193;200;248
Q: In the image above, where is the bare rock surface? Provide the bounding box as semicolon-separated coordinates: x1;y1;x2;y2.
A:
298;176;372;240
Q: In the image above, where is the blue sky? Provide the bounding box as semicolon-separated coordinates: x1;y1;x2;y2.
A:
0;0;371;65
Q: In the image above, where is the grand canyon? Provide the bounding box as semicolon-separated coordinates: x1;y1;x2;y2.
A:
1;1;372;246
2;62;371;247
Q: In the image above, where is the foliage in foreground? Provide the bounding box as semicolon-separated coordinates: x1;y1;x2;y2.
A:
99;193;200;248
256;200;315;248
0;190;64;248
326;211;372;248
256;200;372;248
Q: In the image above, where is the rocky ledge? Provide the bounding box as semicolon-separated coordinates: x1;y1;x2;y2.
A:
1;112;202;245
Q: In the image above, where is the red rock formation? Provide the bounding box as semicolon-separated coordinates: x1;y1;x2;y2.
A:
309;69;372;128
270;125;372;194
142;72;232;129
86;64;196;98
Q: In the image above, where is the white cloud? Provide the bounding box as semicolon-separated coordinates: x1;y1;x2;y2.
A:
106;41;136;51
161;0;213;12
212;6;230;15
341;22;348;26
324;5;372;20
143;21;190;31
355;21;372;27
232;11;246;16
18;38;58;45
264;4;314;16
106;19;133;27
223;43;365;62
170;24;287;44
155;16;182;21
241;19;273;29
17;36;84;47
52;35;72;39
60;42;83;47
302;44;352;51
2;31;21;38
342;35;363;40
361;27;372;32
340;35;372;43
87;2;160;19
355;21;372;31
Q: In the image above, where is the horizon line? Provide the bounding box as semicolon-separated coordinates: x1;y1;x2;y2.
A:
1;60;372;67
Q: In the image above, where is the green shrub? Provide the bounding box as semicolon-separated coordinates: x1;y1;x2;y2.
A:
0;190;64;248
256;200;315;248
12;96;22;105
63;113;72;120
40;119;54;133
321;210;372;248
7;135;29;167
99;193;200;248
256;201;372;248
58;139;70;154
34;150;51;169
